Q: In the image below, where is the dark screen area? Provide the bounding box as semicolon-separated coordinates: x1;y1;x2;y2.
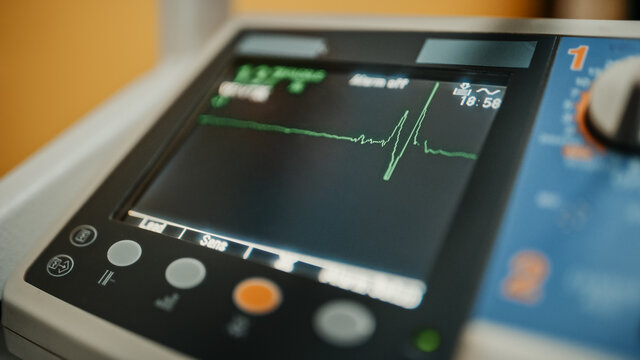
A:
129;62;506;283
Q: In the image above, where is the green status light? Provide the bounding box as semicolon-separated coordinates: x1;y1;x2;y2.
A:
414;328;441;353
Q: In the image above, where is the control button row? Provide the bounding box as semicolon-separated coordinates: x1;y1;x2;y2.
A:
50;232;419;350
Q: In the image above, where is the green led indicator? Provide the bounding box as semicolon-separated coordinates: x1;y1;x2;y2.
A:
414;328;441;353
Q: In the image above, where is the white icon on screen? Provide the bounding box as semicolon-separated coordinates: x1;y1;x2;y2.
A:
453;82;472;96
274;253;297;273
476;88;501;95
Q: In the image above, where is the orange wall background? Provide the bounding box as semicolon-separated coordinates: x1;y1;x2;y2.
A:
0;1;158;177
233;0;544;17
0;1;542;177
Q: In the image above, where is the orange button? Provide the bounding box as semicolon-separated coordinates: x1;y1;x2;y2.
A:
233;277;282;315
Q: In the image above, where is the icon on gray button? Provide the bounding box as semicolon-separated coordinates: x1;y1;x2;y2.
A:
70;225;97;247
46;255;74;277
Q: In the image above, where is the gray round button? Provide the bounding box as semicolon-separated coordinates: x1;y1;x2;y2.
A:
165;258;206;289
107;240;142;267
313;299;376;347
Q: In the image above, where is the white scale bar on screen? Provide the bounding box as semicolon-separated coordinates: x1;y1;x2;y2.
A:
127;210;426;309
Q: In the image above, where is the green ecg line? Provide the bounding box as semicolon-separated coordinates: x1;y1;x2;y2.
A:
199;81;477;181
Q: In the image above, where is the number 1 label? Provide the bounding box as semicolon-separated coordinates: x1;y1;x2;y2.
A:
568;45;589;71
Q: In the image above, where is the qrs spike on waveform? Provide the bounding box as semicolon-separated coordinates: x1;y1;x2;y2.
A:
198;81;478;181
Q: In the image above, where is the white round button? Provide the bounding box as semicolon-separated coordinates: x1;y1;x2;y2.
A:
313;299;376;347
107;240;142;267
165;258;206;290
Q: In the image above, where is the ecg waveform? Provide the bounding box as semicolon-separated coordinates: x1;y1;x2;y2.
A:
199;82;478;181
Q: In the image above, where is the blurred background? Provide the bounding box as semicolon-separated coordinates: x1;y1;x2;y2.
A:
0;0;637;177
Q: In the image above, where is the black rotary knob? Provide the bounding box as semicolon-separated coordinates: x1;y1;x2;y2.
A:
586;56;640;152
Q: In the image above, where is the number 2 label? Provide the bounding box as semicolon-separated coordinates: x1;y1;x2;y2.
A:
568;45;589;71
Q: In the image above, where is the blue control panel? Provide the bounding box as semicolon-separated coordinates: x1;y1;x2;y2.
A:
474;37;640;358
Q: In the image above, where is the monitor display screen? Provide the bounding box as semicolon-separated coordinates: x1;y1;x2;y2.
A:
124;62;506;309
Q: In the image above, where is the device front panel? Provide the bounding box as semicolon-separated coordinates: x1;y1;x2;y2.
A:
23;27;639;360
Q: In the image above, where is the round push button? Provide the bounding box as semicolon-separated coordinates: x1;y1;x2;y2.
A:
107;240;142;267
69;225;97;247
233;277;282;316
313;299;375;347
165;258;206;289
46;254;74;277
